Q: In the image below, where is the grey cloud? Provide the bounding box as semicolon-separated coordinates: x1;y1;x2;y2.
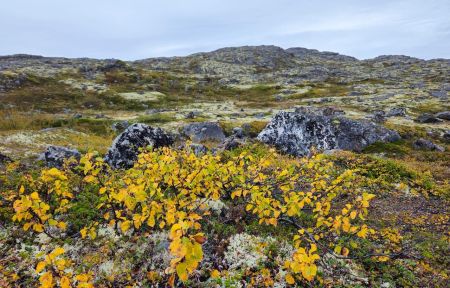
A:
0;0;448;60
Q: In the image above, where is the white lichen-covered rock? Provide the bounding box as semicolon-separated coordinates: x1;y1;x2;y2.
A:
105;123;173;169
257;110;401;156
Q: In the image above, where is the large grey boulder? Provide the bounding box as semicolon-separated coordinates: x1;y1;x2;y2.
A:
257;111;401;156
182;122;225;142
39;146;81;168
105;123;174;169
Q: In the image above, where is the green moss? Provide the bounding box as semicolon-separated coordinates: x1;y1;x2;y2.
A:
135;113;176;124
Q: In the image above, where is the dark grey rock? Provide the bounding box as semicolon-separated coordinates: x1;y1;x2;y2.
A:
435;111;450;121
412;138;445;152
189;143;208;156
73;113;83;119
371;111;386;123
0;153;12;164
39;146;81;168
232;127;244;138
386;107;406;117
257;110;401;156
112;121;130;132
415;113;443;123
430;90;447;98
181;122;225;142
105;123;174;169
219;136;245;151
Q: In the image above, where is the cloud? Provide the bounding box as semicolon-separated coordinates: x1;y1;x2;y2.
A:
0;0;448;60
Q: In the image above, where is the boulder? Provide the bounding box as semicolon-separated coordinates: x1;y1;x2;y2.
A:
257;111;401;156
39;146;81;168
415;113;442;123
412;139;445;152
435;111;450;121
105;123;174;169
181;122;225;142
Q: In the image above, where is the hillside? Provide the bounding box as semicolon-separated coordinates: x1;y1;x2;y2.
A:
0;46;449;287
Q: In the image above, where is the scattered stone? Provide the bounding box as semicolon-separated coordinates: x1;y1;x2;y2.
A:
371;111;386;123
112;121;130;132
105;123;174;169
185;111;201;119
181;122;225;142
415;113;443;123
38;146;81;168
189;143;208;156
73;113;83;119
220;136;245;151
386;107;406;117
412;138;445;152
232;127;244;138
435;111;450;121
257;110;400;156
0;153;12;164
430;90;447;98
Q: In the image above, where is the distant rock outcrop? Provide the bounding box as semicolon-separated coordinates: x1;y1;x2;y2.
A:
105;123;174;169
257;110;401;156
39;146;81;168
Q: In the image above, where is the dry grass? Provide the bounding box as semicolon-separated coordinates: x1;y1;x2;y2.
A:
0;110;58;130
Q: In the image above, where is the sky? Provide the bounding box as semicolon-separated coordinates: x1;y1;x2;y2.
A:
0;0;449;60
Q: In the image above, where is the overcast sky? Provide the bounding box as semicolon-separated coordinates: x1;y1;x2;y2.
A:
1;0;449;60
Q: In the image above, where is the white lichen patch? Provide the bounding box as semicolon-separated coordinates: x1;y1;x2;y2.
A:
119;91;165;102
224;233;270;270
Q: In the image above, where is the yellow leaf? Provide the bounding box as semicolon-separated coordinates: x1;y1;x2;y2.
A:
120;220;131;233
57;222;67;230
52;247;65;258
211;269;221;279
23;222;32;231
176;262;188;282
80;227;87;239
33;223;44;233
285;273;295;284
301;264;317;281
84;175;96;183
334;245;342;255
60;276;71;288
36;261;47;273
76;273;90;282
342;247;349;257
